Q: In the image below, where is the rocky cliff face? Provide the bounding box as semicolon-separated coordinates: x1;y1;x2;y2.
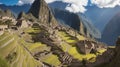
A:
101;12;120;45
27;0;58;26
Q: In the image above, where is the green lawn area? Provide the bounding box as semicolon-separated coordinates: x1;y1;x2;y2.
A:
24;27;41;33
58;31;78;46
11;44;42;67
68;47;96;61
0;56;9;67
0;31;42;67
28;42;47;50
108;46;115;49
0;35;14;46
41;54;61;66
0;31;9;40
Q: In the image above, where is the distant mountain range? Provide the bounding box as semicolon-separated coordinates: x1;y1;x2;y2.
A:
85;5;120;32
101;12;120;45
0;4;31;17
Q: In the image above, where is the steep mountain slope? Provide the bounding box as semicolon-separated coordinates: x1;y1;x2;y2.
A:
101;12;120;45
51;8;101;38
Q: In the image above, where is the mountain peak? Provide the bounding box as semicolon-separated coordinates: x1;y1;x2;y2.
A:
28;0;45;19
27;0;58;26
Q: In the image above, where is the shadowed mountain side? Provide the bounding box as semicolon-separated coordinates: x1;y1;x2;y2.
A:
51;8;101;39
101;12;120;45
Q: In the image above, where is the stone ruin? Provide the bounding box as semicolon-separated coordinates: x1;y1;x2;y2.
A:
76;40;105;54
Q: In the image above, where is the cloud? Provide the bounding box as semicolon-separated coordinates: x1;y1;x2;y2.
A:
16;0;120;13
91;0;120;8
45;0;57;3
62;0;88;13
17;1;24;6
17;0;34;5
45;0;88;13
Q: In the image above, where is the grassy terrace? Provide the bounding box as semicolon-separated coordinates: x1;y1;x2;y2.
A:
58;31;78;44
40;53;61;66
58;31;106;62
0;56;9;67
11;45;42;67
0;31;42;67
0;31;9;40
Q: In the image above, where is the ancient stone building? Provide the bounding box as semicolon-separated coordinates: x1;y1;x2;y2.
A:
16;19;32;28
76;40;102;54
0;25;8;31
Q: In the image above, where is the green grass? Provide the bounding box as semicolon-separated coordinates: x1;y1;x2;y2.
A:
0;35;14;46
11;44;42;67
0;40;16;57
41;54;61;66
0;56;9;67
68;47;96;61
25;28;40;33
0;31;9;40
0;32;42;67
58;31;78;46
28;42;46;50
108;46;115;48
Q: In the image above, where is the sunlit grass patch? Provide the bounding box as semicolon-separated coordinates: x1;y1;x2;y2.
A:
0;31;9;40
0;56;9;67
28;42;44;50
77;35;86;40
68;47;96;61
58;31;78;45
0;35;13;46
60;42;72;52
25;28;40;33
41;54;61;66
108;46;115;49
97;49;107;55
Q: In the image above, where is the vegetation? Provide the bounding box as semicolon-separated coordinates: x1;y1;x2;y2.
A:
41;54;61;66
0;56;9;67
0;31;42;67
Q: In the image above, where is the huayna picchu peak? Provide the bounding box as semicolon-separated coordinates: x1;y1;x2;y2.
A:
0;0;120;67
